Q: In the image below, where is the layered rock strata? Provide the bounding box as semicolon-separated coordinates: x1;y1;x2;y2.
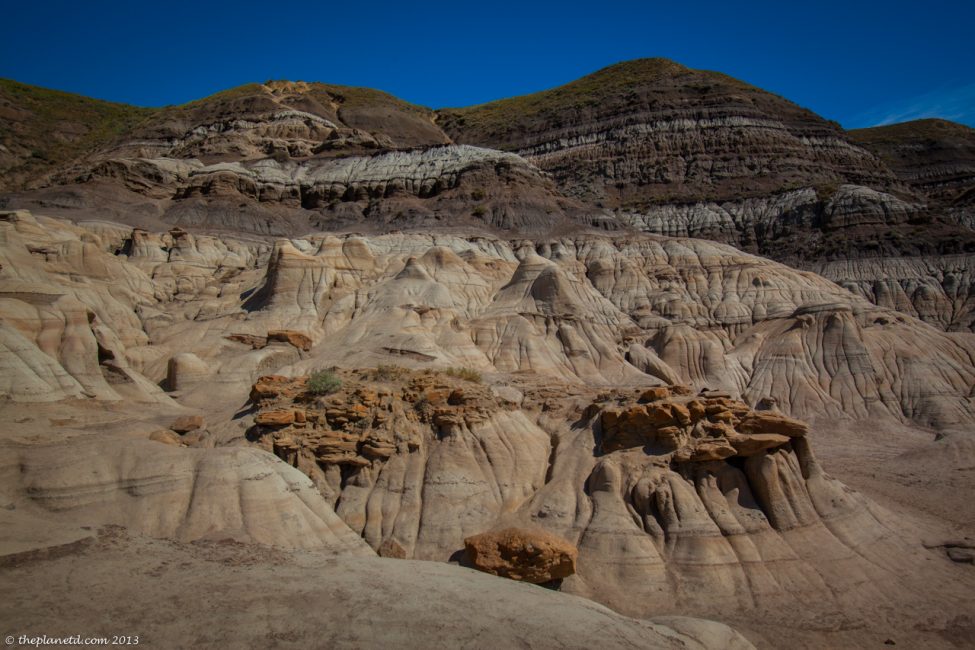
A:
439;59;897;207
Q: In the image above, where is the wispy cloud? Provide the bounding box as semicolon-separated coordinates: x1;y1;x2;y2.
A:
845;82;975;129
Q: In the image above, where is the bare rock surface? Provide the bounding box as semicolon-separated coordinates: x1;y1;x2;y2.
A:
6;70;975;331
3;210;974;429
241;366;975;646
440;62;975;330
2;62;975;648
0;432;372;554
0;530;755;650
3;77;605;236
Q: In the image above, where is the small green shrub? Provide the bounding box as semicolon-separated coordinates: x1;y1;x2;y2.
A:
444;367;482;383
471;188;486;201
471;206;487;218
307;369;342;395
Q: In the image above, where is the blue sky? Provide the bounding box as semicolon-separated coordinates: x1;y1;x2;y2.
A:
2;0;972;128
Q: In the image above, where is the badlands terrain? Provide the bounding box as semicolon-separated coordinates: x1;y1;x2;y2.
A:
1;60;974;648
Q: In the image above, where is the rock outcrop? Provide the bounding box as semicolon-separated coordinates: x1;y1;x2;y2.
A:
439;59;897;206
596;387;805;459
7;68;975;331
2;79;606;235
0;210;971;646
5;212;974;431
239;364;975;642
439;61;975;330
247;369;551;556
3;63;975;648
464;527;578;583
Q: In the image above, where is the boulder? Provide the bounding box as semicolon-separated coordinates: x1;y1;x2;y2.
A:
464;527;578;584
709;409;737;424
670;402;692;425
601;406;653;452
645;404;676;426
181;429;213;448
687;399;707;421
655;425;686;449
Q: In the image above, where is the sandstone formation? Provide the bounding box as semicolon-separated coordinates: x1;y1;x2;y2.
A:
4;209;974;428
440;61;975;331
463;527;578;583
3;63;975;649
236;362;975;645
247;369;552;555
166;352;210;390
267;328;313;351
2;80;605;235
7;67;975;331
596;388;806;458
169;414;204;433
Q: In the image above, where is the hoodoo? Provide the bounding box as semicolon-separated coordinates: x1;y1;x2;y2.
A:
2;49;974;649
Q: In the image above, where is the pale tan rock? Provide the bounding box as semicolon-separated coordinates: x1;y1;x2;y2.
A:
148;430;182;446
378;538;408;559
0;322;85;401
170;416;204;434
0;434;374;553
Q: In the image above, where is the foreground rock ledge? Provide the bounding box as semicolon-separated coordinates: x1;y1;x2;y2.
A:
464;527;578;583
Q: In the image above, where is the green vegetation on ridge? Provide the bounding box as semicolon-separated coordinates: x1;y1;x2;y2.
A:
0;78;156;189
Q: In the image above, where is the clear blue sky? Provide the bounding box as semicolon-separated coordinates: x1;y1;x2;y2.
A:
2;0;973;128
